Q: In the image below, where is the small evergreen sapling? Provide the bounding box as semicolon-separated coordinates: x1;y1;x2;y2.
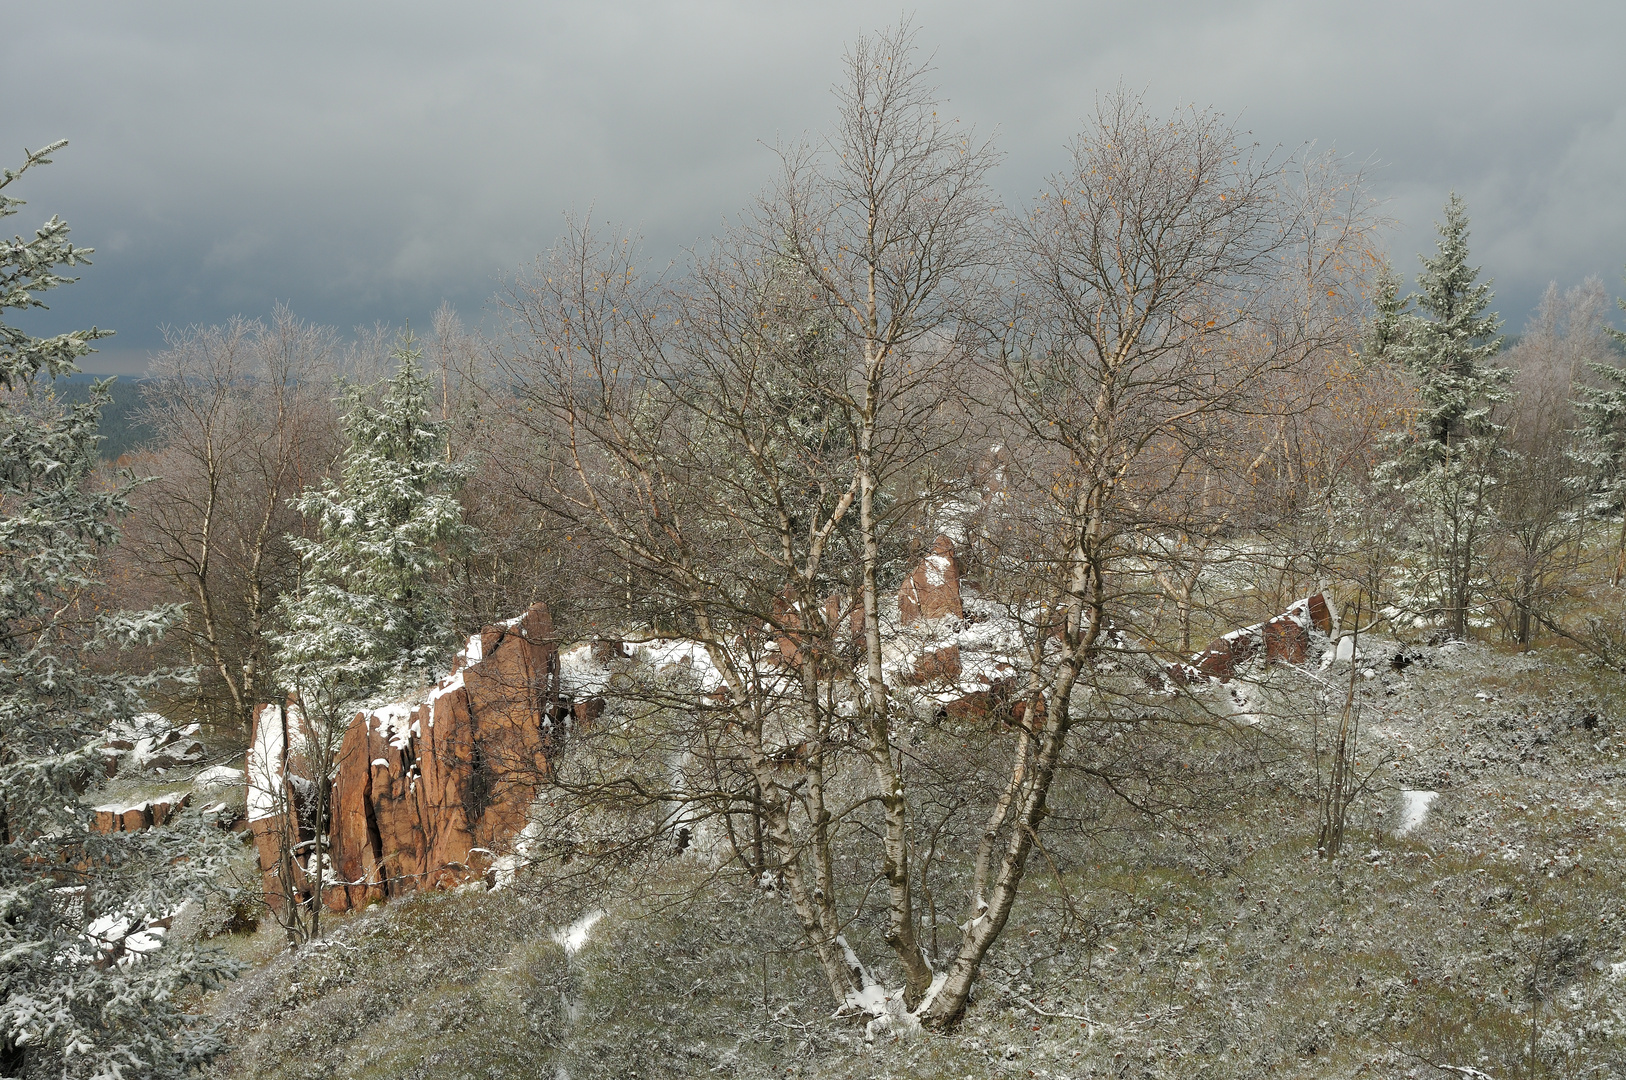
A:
0;144;239;1079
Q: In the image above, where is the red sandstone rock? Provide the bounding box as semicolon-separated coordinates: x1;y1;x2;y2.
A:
1008;694;1046;729
1193;629;1261;681
148;793;188;827
1304;593;1334;634
771;592;848;670
898;536;964;625
904;644;962;685
942;690;990;721
319;602;561;911
1175;593;1333;684
90;792;192;835
1263;615;1310;665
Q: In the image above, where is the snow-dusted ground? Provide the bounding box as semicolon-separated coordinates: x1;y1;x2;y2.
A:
552;910;604;955
200;628;1626;1080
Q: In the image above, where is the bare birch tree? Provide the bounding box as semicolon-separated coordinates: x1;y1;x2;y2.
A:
918;92;1376;1026
124;307;340;731
498;22;1004;1022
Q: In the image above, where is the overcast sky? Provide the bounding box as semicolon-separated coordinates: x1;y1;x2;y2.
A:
6;1;1624;373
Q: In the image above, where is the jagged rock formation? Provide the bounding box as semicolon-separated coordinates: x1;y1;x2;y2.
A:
247;603;566;913
101;713;206;778
241;548;1336;917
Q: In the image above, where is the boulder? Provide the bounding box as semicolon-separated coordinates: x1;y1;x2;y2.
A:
1192;628;1261;682
904;644;962;685
1172;593;1334;684
1262;614;1310;665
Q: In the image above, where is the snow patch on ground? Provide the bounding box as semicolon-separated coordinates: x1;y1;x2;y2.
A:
558;643;610;697
552;910;604;955
193;764;242;791
1397;789;1438;836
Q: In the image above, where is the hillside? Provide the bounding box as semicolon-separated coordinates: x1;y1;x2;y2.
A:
188;632;1626;1079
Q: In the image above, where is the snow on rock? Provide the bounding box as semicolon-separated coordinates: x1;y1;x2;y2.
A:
85;911;171;966
898;535;965;625
237;547;1342;919
90;792;191;834
1169;593;1334;684
101;713;206;778
246;703;289;823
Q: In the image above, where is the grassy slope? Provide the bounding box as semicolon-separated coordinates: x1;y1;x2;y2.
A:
197;638;1626;1079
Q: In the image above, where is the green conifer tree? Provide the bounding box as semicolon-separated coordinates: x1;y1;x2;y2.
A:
0;143;238;1078
273;339;470;707
1571;269;1626;580
269;338;470;936
1370;194;1511;639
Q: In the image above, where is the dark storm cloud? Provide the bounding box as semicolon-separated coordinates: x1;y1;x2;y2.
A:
5;1;1623;373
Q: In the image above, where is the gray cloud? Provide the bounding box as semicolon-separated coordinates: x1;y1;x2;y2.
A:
5;1;1622;373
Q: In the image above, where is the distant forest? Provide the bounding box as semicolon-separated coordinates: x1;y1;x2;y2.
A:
51;372;151;459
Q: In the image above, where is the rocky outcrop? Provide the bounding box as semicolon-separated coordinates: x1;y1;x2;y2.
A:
91;792;191;833
1172;594;1334;684
248;602;564;913
242;572;1336;915
898;535;965;625
102;714;206;778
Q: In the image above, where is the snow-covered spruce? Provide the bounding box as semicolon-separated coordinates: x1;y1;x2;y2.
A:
0;143;239;1079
